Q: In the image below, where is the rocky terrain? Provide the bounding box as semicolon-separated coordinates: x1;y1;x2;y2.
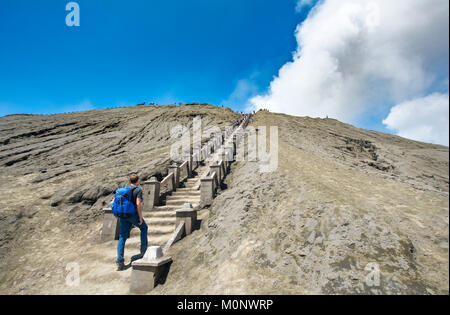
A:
0;106;448;294
0;104;238;294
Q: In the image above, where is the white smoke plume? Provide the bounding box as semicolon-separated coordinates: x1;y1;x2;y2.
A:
249;0;449;145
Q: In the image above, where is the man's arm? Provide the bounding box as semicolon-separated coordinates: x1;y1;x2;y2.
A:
136;197;143;225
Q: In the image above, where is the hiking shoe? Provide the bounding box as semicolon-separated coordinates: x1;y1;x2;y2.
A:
116;262;125;271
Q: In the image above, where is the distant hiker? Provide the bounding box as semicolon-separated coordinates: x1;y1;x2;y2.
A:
112;173;148;271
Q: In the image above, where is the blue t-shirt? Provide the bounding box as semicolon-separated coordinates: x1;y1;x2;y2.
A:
131;185;143;206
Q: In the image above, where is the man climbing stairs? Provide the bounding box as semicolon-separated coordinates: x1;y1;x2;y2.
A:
133;164;208;246
122;117;247;258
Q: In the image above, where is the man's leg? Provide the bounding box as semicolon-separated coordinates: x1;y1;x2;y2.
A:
139;219;148;255
116;217;132;265
129;213;148;255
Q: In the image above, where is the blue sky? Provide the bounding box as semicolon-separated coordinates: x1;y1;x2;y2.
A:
0;0;306;115
0;0;448;145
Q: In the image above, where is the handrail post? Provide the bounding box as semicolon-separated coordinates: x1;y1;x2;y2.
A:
210;163;222;184
200;177;214;207
143;177;160;210
188;155;193;178
226;146;234;169
192;153;198;169
101;208;120;241
215;134;219;149
168;165;179;190
220;160;226;180
195;153;199;168
176;203;197;236
234;132;240;149
220;152;228;173
225;145;234;161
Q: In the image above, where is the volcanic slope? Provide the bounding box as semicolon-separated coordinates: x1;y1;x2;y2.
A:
0;104;238;294
0;108;448;294
155;110;449;295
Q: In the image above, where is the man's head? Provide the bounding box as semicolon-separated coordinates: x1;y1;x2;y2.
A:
130;173;139;185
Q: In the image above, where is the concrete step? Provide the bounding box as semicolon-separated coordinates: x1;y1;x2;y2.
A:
168;194;201;199
147;211;175;217
148;217;176;226
182;187;199;191
168;196;201;202
146;210;176;218
167;196;199;201
152;205;181;210
183;186;200;190
149;225;175;235
161;200;199;207
183;183;199;188
183;180;199;184
129;225;174;239
170;194;200;199
172;190;201;195
149;235;172;246
165;199;199;206
176;188;200;192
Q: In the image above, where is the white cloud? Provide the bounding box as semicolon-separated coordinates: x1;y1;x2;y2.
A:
296;0;315;12
222;79;259;109
383;93;449;146
249;0;449;132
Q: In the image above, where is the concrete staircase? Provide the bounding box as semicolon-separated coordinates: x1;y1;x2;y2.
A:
124;117;251;294
115;119;247;254
142;164;208;246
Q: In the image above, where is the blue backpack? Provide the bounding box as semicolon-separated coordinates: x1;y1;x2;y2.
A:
112;186;137;217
